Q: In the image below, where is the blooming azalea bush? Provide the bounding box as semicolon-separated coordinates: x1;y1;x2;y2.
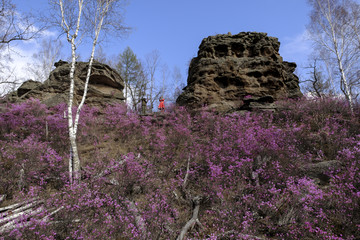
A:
0;97;359;239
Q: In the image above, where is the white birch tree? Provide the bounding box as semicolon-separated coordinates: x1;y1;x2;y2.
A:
50;0;128;183
307;0;360;113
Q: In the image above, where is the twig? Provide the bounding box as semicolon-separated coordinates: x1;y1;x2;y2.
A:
41;206;64;222
177;196;203;240
45;120;49;141
18;163;25;191
93;158;127;180
182;156;191;189
0;195;6;204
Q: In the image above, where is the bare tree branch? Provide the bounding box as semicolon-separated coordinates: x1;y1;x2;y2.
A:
0;0;44;45
177;196;204;240
307;0;360;113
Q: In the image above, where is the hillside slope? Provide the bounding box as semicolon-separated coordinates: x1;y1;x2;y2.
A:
0;97;359;239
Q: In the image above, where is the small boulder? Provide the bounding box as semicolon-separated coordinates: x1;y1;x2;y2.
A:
300;160;341;185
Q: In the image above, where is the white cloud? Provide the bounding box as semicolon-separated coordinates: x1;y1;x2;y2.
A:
5;29;61;76
0;46;33;95
41;29;59;38
7;44;38;79
279;30;314;80
0;29;61;95
280;30;312;66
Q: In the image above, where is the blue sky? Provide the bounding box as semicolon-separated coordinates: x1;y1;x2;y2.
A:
120;0;312;74
10;0;313;89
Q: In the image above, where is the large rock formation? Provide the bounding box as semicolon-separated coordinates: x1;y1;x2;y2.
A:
7;60;125;107
176;32;302;112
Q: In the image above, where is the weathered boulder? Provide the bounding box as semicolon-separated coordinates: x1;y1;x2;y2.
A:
176;32;303;112
8;60;125;107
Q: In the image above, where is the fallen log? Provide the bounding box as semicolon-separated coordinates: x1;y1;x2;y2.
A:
0;197;39;213
0;200;42;223
0;206;44;233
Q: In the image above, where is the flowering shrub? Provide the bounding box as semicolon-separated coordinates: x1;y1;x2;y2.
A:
0;97;359;239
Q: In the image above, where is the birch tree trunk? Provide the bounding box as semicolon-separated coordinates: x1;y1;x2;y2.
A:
336;53;354;113
325;0;354;113
56;0;128;183
60;0;84;184
62;0;113;183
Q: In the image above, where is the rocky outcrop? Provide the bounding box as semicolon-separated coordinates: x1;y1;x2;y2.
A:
16;80;42;97
7;60;125;107
176;32;303;112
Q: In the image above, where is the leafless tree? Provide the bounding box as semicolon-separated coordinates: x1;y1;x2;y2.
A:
171;66;184;101
94;45;108;64
0;0;43;45
49;0;129;183
307;0;360;113
348;1;360;48
160;63;170;98
0;70;19;96
302;58;332;97
26;38;63;82
127;64;148;112
145;50;160;110
0;0;44;94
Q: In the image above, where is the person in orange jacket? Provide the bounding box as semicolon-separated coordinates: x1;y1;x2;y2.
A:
158;97;165;112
